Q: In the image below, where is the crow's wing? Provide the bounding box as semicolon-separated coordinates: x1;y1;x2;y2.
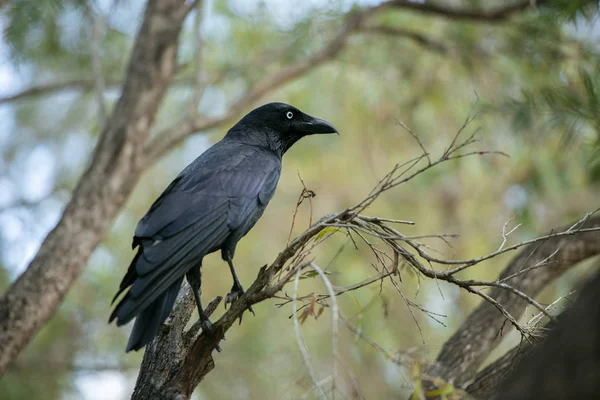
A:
111;142;281;324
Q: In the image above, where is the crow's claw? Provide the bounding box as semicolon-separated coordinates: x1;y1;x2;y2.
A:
200;318;223;352
236;304;255;325
224;290;240;308
200;318;214;333
224;287;256;324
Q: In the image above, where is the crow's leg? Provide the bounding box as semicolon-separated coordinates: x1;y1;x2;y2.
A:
186;266;213;332
186;266;224;351
224;257;255;323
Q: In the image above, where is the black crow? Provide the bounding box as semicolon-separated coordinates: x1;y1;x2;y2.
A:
110;102;338;351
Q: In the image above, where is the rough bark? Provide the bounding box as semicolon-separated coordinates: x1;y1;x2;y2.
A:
131;283;222;400
130;265;273;399
495;270;600;399
426;217;600;389
0;0;190;376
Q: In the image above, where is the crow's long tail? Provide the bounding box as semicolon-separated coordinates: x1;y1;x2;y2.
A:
125;277;182;352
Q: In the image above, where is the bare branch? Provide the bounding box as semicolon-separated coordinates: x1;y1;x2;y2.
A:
498;216;521;252
427;217;600;387
0;75;203;105
396;120;432;164
139;0;544;165
293;266;328;400
395;224;600;274
364;26;449;54
90;9;109;125
0;79;122;104
189;0;206;115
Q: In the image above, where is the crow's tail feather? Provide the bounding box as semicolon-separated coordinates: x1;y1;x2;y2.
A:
125;277;182;352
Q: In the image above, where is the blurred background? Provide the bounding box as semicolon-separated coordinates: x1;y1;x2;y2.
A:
1;0;599;398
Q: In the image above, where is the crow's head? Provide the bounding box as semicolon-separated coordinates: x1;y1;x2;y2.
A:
226;102;338;155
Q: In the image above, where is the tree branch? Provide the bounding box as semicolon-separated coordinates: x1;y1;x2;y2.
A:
362;25;449;54
90;8;110;125
131;283;222;400
426;217;600;388
0;0;191;377
380;0;546;22
0;73;228;105
0;79;123;104
131;207;600;398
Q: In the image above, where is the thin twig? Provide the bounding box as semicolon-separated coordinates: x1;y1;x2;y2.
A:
90;10;108;125
190;0;205;115
396;120;431;164
293;265;328;399
309;262;339;398
498;216;521;252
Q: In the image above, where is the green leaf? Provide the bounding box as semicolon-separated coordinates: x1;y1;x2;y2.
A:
314;226;339;241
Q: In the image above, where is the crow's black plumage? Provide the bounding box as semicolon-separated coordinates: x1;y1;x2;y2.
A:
110;102;338;352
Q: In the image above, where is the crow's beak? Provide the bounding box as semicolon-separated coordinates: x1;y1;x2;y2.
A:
303;117;339;135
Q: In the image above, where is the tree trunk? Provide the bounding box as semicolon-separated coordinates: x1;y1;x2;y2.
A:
0;0;190;376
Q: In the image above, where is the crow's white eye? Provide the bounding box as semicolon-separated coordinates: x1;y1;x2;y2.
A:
286;111;294;119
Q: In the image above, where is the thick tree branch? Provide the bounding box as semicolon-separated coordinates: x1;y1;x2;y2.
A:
456;292;570;398
494;270;600;400
0;74;226;105
427;217;600;388
131;284;222;400
362;25;449;53
0;79;121;104
466;343;530;399
0;0;190;376
466;269;593;399
380;0;546;22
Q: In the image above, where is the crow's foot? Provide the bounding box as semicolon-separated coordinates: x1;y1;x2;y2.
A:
199;317;224;352
224;286;255;324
